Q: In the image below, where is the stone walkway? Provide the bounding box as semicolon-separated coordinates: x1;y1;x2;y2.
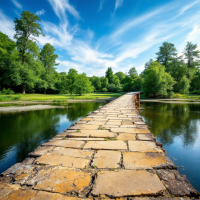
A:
0;93;199;199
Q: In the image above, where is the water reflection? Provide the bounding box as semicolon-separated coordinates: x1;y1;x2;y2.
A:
140;102;200;192
0;102;105;173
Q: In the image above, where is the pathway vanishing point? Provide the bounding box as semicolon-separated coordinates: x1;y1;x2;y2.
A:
0;92;199;200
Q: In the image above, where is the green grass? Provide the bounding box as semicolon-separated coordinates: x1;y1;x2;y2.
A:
0;92;124;102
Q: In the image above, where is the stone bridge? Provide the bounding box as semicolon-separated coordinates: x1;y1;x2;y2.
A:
0;92;199;199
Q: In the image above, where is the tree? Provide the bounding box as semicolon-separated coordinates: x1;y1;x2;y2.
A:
156;42;177;70
90;76;102;91
0;32;19;88
128;67;138;79
68;69;78;94
115;72;125;83
100;77;109;89
112;75;120;86
74;73;93;95
142;61;175;97
40;43;58;94
14;10;44;94
184;42;200;69
105;67;114;84
177;75;190;94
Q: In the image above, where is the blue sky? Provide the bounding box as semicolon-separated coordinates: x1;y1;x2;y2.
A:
1;0;200;76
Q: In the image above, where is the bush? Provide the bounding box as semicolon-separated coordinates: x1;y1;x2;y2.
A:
102;88;107;92
191;90;200;94
1;88;15;95
173;93;182;98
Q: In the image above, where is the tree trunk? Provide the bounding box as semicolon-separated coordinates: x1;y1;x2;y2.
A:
22;83;26;94
44;88;46;94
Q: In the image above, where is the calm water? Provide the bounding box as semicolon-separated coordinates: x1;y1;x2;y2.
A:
140;102;200;192
0;102;105;174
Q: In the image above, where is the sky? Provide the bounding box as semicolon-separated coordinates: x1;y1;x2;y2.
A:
1;0;200;76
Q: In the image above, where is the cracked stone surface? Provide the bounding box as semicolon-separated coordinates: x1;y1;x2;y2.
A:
92;150;121;168
29;146;54;157
92;170;166;197
111;128;151;133
26;167;91;194
157;169;199;197
123;152;176;169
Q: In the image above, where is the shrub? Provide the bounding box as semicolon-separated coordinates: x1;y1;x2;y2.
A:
102;88;107;92
173;93;182;98
1;88;15;95
191;90;200;94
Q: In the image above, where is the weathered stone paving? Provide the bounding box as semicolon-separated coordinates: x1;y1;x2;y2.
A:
0;92;199;200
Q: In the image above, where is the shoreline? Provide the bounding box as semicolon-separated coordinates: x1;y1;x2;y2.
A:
140;98;200;104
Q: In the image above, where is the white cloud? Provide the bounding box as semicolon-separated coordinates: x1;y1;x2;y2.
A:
0;11;15;39
36;9;45;16
12;0;22;9
48;0;80;22
98;0;104;11
114;0;123;12
179;0;200;15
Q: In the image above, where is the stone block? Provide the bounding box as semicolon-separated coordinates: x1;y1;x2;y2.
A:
123;152;176;169
91;170;166;197
42;140;85;148
29;146;54;157
35;154;90;168
111;128;150;133
128;141;163;152
92;150;121;168
117;133;136;140
83;141;127;150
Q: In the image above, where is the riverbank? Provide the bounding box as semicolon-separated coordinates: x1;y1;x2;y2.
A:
0;92;124;102
0;105;69;113
140;99;200;104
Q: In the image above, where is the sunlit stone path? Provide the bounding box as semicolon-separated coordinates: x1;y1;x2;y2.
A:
0;93;199;199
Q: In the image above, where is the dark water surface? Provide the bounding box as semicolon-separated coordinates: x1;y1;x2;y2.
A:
0;102;106;174
140;102;200;192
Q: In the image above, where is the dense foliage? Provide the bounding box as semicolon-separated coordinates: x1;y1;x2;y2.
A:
0;11;200;97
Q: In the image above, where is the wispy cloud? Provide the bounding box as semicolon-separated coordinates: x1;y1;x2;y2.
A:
98;0;104;12
179;0;200;15
11;0;22;9
36;9;45;16
48;0;80;22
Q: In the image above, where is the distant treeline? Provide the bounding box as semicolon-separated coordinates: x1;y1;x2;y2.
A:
0;10;200;97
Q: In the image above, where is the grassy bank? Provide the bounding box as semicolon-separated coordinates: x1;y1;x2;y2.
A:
0;92;125;102
140;93;200;100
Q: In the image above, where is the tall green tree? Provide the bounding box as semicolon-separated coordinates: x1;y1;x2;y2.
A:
156;42;177;70
0;32;19;88
68;68;78;94
115;72;125;83
105;67;114;84
184;42;200;69
142;61;175;97
90;76;102;91
40;43;58;94
14;10;44;93
74;73;93;95
128;67;138;79
100;77;109;89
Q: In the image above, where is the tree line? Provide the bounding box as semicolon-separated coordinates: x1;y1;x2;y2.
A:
0;10;200;97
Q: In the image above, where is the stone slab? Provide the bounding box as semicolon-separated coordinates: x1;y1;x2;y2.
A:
51;147;94;158
26;168;91;194
67;133;90;138
80;130;116;138
122;122;134;125
117;133;136;140
81;117;93;121
83;141;127;150
29;146;54;157
56;131;68;137
123;152;176;169
87;121;106;125
92;150;121;168
91;170;166;197
137;134;154;141
0;182;19;199
35;154;90;168
128;141;163;152
111;128;150;134
68;138;105;141
120;125;137;128
42;140;85;148
79;125;101;129
106;121;121;125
